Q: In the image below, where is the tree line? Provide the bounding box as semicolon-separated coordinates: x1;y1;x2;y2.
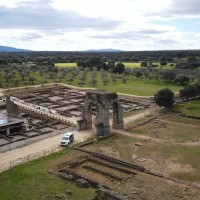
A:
1;50;200;64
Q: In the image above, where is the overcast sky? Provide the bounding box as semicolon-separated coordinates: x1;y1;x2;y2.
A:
0;0;200;51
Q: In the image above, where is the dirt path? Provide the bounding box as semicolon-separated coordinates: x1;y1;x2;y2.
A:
111;128;160;142
0;129;93;172
113;128;200;147
158;119;200;128
123;107;158;124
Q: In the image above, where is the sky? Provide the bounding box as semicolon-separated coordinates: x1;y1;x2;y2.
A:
0;0;200;51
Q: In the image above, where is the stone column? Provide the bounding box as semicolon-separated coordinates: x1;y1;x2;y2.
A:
6;128;10;136
6;96;19;117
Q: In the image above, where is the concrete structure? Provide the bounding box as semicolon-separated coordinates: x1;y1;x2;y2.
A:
0;118;24;136
77;90;124;136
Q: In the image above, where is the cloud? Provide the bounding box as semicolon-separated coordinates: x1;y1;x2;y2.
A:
0;0;198;51
91;29;167;40
147;0;200;18
18;32;43;41
155;38;180;45
168;0;200;15
0;0;120;31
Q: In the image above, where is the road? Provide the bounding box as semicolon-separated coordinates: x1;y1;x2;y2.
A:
0;129;93;172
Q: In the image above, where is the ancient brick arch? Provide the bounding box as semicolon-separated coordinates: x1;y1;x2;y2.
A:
77;90;124;136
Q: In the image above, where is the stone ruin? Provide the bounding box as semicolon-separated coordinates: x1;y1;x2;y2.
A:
6;96;19;118
77;90;124;136
0;86;151;152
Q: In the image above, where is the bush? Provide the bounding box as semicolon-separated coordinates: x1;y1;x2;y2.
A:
154;88;174;109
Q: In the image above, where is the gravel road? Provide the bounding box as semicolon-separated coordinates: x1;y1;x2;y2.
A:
0;129;93;172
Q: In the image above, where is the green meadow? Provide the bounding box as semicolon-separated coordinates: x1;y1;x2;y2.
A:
175;100;200;117
0;71;182;96
0;149;95;200
55;63;77;67
69;72;182;96
55;62;175;69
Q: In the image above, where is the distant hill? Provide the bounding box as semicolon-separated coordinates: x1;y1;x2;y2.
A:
0;45;30;52
83;48;124;52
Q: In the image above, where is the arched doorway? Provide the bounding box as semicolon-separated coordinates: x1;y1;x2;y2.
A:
77;90;124;137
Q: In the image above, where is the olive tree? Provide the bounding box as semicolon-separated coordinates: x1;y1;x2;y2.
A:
154;88;174;109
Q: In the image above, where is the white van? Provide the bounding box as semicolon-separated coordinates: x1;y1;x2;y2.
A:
60;132;74;146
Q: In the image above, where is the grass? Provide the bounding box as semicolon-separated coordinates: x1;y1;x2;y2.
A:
95;78;181;96
55;63;77;67
175;100;200;117
158;144;200;182
121;62;141;68
0;71;56;88
70;72;182;96
84;134;140;161
0;149;95;200
0;117;200;198
166;115;200;126
55;62;175;69
84;133;200;183
122;62;175;69
0;69;183;96
128;115;200;143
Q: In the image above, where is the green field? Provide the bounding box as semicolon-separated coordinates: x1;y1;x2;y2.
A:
0;149;95;200
122;62;174;69
0;67;182;96
0;69;182;96
175;100;200;117
55;63;77;67
55;62;174;69
70;72;182;96
121;62;141;68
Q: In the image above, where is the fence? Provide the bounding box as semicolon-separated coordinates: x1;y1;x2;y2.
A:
0;145;61;173
0;125;75;153
0;131;59;153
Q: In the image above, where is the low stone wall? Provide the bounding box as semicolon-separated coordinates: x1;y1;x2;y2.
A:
180;113;200;120
68;156;88;168
0;143;10;152
9;139;26;149
94;188;129;200
57;168;110;189
83;165;126;181
88;157;137;175
74;147;200;190
73;147;146;173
